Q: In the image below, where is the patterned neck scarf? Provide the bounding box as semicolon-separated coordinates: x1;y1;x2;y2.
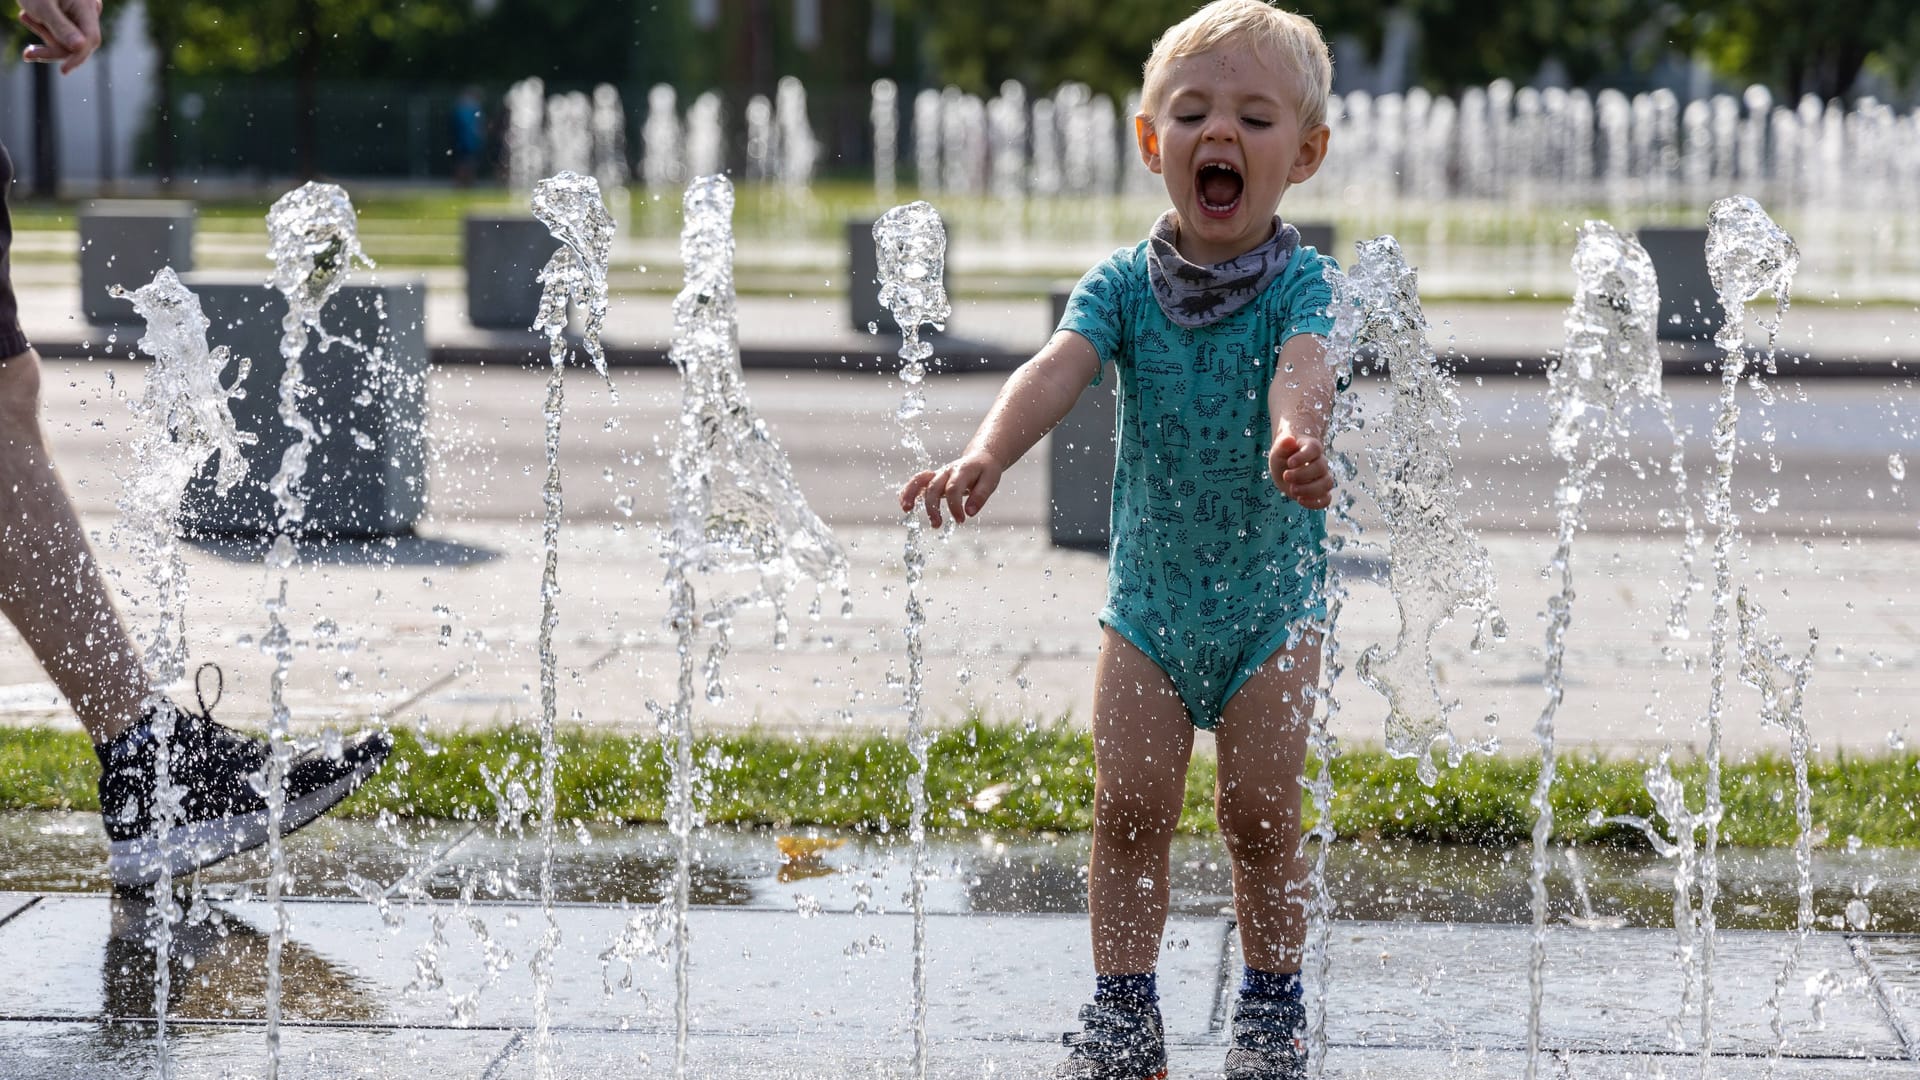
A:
1145;210;1299;328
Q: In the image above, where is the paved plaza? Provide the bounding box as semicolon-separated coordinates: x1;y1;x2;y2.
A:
6;265;1920;1077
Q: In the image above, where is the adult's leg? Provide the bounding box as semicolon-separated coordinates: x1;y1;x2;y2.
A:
1214;629;1321;973
1089;627;1195;974
0;348;150;743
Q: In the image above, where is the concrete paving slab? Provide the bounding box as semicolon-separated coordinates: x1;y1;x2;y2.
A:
0;1020;507;1080
486;1032;1554;1079
1324;922;1901;1059
1855;935;1920;1056
487;1036;1920;1078
1561;1054;1920;1077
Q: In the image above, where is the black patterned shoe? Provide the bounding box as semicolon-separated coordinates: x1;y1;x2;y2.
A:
1053;1000;1167;1080
96;667;391;887
1223;993;1308;1080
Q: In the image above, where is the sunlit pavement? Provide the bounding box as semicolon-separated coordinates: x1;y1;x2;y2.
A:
11;358;1920;759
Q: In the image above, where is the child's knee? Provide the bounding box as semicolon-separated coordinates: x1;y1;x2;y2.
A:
1094;783;1185;845
1216;790;1299;863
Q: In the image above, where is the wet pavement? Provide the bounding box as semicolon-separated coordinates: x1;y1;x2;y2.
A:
2;813;1919;1075
7;812;1920;935
0;882;1915;1077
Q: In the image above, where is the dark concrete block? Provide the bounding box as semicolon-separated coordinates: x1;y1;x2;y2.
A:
1639;226;1723;341
464;214;553;330
78;200;195;326
1294;220;1337;262
1047;288;1115;552
175;273;430;538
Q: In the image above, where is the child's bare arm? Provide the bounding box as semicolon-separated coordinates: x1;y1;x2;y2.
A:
1267;334;1337;510
898;330;1103;527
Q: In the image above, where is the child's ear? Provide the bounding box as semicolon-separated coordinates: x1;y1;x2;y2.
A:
1288;122;1330;184
1135;114;1162;174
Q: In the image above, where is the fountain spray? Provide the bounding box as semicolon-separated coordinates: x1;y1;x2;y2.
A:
525;170;615;1080
874;200;951;1080
600;173;848;1077
1304;261;1374;1077
1736;589;1818;1071
1696;196;1798;1070
260;182;371;1079
1346;237;1507;787
110;268;253;1078
1523;222;1662;1079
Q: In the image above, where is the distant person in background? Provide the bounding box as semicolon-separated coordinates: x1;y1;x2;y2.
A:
5;0;390;888
451;87;486;187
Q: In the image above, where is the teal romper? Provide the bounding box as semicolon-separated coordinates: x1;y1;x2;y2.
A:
1058;240;1337;729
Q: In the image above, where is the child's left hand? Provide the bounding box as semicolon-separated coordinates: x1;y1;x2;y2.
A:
1269;432;1333;509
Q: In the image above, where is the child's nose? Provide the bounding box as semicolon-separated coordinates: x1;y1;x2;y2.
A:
1201;113;1236;141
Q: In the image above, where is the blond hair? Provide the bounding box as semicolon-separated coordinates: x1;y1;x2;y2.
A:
1140;0;1333;130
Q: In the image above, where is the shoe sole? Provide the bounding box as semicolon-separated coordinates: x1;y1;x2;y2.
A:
106;747;388;888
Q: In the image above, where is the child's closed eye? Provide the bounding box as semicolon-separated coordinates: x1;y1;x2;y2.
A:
1242;117;1272;129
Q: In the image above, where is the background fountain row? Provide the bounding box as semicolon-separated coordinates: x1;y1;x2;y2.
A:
530;76;1920;214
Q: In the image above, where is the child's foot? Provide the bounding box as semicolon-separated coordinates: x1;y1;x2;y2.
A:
1053;1001;1167;1080
1223;994;1307;1080
97;686;391;887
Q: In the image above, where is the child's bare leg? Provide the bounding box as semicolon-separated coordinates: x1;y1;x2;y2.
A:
1088;627;1194;975
1214;630;1320;972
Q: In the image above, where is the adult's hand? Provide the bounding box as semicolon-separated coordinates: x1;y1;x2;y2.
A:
19;0;103;74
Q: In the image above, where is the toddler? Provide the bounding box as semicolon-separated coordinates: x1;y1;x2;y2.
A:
899;2;1338;1077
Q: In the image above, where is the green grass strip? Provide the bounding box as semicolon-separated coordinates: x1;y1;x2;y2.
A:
4;721;1917;848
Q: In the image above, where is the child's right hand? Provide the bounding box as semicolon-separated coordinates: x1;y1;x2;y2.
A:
898;451;1003;528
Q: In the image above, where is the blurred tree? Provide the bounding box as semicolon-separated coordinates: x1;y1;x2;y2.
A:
151;0;471;178
1662;0;1920;101
898;0;1656;101
1393;0;1660;90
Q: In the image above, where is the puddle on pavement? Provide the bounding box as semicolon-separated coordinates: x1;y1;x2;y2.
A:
4;811;1916;932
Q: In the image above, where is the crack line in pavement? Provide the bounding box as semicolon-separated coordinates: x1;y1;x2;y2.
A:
1209;918;1237;1034
478;1030;527;1080
374;660;475;725
1848;933;1920;1060
0;895;40;933
384;823;483;900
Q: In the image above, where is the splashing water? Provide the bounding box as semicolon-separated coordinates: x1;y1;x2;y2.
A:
1306;262;1375;1076
110;268;254;1079
609;174;849;1078
1696;195;1798;1070
874;200;950;1080
1736;589;1818;1069
1524;222;1662;1080
1344;237;1506;785
523;170;615;1080
261;181;371;1080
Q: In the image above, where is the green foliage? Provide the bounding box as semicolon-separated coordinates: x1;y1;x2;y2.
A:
1389;0;1661;89
1661;0;1920;101
4;723;1919;850
905;0;1919;105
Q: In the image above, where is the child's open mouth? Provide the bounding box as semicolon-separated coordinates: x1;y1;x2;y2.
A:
1196;162;1243;218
